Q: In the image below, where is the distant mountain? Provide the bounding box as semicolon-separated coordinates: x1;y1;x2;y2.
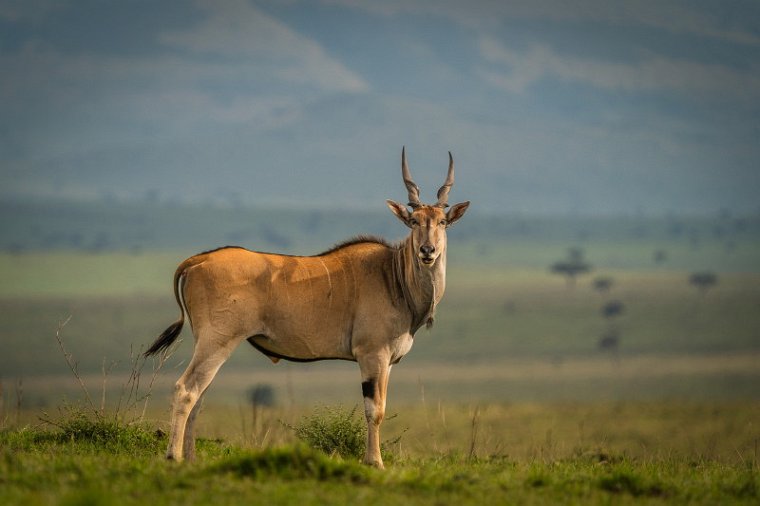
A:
2;200;757;261
2;1;759;215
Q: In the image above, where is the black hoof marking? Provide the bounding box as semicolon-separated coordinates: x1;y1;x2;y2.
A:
361;379;375;399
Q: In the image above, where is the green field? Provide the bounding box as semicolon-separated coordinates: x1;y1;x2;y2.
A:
1;401;758;505
1;208;759;504
1;239;759;406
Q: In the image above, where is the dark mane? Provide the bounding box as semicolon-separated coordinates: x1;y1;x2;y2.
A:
317;235;396;256
199;245;247;255
196;237;396;258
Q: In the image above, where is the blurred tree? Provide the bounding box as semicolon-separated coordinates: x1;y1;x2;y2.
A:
248;383;276;434
592;276;613;294
550;247;591;289
597;329;619;353
689;272;718;296
601;300;625;319
248;384;276;408
597;328;620;363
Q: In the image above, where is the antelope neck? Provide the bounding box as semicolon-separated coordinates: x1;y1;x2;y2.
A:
393;237;446;334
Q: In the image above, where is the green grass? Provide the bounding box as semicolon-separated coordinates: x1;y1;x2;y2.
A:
1;402;758;505
2;212;758;503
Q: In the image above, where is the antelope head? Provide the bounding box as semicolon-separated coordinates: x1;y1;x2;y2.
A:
387;147;470;267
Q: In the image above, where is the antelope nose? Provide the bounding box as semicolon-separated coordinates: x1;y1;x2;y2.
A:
420;244;435;257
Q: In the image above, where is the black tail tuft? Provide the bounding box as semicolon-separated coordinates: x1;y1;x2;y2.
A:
144;320;183;357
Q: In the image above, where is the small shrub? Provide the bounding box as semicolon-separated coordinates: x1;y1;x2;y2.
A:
41;405;162;454
285;405;366;459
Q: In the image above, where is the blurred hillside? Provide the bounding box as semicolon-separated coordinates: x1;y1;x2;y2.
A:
3;200;759;271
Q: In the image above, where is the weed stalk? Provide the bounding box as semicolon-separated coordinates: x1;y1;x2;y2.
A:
45;315;174;431
468;405;481;461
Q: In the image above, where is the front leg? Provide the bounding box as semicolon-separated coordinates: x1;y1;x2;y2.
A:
358;354;391;469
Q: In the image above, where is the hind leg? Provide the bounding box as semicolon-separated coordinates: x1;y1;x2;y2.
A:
181;394;204;461
166;330;242;461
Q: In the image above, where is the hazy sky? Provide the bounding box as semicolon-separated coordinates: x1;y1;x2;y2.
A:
1;0;758;215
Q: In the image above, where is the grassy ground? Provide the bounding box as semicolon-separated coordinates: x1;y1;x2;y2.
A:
1;401;758;505
0;239;758;504
145;401;760;465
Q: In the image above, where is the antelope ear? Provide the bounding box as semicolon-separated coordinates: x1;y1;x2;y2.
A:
386;200;412;227
445;201;470;226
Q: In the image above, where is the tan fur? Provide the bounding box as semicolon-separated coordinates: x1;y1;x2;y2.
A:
146;149;469;468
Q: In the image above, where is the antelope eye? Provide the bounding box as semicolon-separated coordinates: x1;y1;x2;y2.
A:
439;219;448;226
409;218;419;226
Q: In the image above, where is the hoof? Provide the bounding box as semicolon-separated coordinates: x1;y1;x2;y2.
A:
363;459;385;470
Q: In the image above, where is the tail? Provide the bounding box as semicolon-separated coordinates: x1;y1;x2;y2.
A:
144;262;189;357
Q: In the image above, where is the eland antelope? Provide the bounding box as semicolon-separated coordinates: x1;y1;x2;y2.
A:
144;148;469;468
